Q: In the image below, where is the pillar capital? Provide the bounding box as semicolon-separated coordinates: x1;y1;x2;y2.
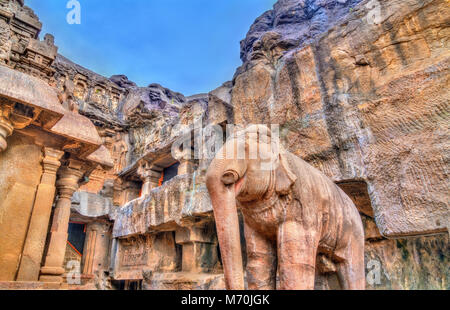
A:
40;147;64;184
136;160;159;180
0;101;41;152
87;221;110;232
175;225;218;273
43;147;65;166
56;159;85;199
137;160;161;195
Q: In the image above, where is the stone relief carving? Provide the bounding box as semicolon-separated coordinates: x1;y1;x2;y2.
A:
112;134;128;173
120;236;149;268
0;19;11;64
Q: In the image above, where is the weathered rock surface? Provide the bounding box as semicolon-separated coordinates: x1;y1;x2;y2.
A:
53;54;127;129
239;0;363;65
143;272;225;290
112;175;213;239
109;75;137;89
365;230;449;290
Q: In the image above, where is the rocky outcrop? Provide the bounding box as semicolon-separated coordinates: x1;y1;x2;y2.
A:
110;75;137;89
232;0;449;238
365;232;449;290
239;0;363;67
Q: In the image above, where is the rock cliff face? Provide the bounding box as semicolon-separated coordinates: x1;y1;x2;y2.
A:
239;0;363;64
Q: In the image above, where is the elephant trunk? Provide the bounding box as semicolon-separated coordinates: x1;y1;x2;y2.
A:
206;165;245;290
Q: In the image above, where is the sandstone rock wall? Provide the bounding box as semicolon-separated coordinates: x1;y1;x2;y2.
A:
365;231;449;290
0;133;43;281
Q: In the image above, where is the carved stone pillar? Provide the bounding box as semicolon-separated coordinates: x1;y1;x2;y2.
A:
16;147;64;281
175;225;218;273
40;160;84;283
137;160;160;196
176;146;194;175
178;159;194;175
0;104;13;152
113;179;141;206
81;222;110;276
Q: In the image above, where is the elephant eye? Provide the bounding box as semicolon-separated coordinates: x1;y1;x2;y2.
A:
221;171;238;185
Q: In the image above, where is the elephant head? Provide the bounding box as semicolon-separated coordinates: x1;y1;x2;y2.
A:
206;125;297;289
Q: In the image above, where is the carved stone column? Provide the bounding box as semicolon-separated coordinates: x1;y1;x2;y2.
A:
175;225;218;273
0;104;13;152
177;147;194;175
137;160;160;196
40;159;84;283
81;222;110;276
16;147;64;281
178;159;194;175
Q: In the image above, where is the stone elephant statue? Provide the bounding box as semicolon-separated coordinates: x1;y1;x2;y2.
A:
206;125;365;290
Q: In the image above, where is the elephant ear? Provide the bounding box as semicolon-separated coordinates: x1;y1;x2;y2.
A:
275;152;297;195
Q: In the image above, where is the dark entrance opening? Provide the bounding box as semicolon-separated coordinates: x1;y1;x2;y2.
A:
67;222;86;255
159;162;180;186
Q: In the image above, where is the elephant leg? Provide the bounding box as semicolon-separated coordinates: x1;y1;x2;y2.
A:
244;221;277;290
336;235;366;290
278;221;318;290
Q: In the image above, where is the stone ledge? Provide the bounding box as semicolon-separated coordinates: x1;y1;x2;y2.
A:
143;272;225;290
0;281;64;290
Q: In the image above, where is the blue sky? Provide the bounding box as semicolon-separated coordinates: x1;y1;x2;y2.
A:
27;0;276;95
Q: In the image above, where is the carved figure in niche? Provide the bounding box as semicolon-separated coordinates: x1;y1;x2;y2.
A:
110;91;120;111
112;134;128;173
206;125;365;290
74;81;87;100
93;86;105;105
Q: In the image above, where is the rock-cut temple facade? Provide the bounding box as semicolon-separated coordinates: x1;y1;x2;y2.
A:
0;0;448;290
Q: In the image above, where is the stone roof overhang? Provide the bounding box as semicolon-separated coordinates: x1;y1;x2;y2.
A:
118;140;178;181
0;65;112;162
50;111;103;155
0;64;65;129
86;145;114;169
